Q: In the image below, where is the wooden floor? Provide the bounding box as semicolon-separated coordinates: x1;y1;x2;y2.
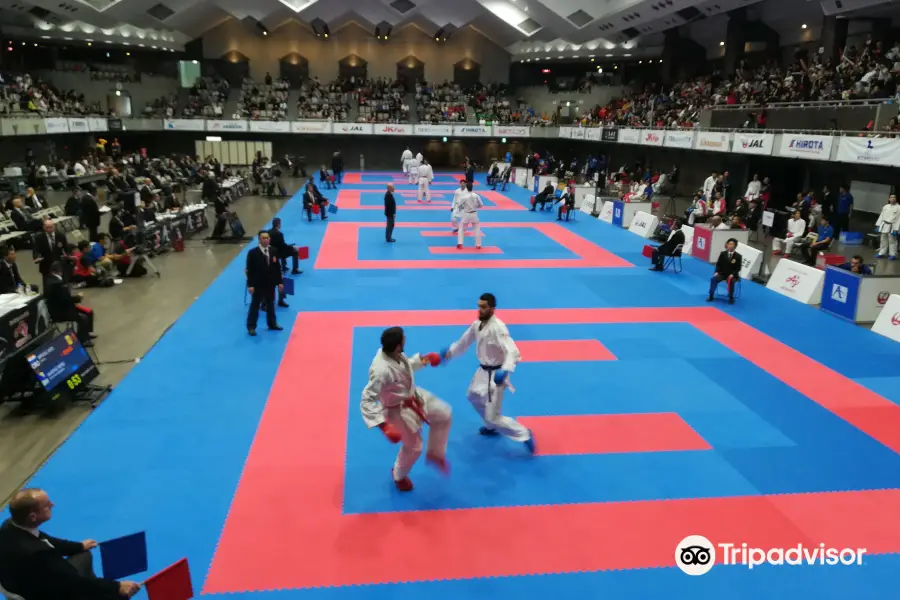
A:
0;180;300;505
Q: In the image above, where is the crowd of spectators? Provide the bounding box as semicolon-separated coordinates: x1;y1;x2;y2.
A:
296;77;351;121
143;94;178;118
0;73;102;116
184;76;229;118
358;78;410;123
237;76;289;120
416;81;467;123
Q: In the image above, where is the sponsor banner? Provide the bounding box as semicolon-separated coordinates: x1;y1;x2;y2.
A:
640;130;664;147
820;266;862;321
291;121;332;134
620;128;641;144
207;120;249;132
88;117;108;132
585;128;603;141
454;125;491;137
602;128;619;142
414;124;452;136
44;118;69;134
836;137;900;167
493;125;530;137
857;276;900;322
374;123;413;135
249;121;290;134
629;211;658;238
598;200;614;223
734;133;775;156
67;118;88;133
695;131;732;152
557;127;574;139
164;118;206;132
766;259;825;305
777;134;834;160
580;195;596;215
333;123;373;135
871;294;900;343
692;225;712;261
664;131;695;149
571;127;586;140
736;242;762;280
680;225;694;256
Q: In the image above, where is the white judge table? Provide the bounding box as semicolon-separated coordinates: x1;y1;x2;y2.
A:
691;225;751;264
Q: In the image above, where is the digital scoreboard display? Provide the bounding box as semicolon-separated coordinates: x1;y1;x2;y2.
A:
25;331;97;396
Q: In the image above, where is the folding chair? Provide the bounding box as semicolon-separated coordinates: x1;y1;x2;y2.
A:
0;579;25;600
714;277;742;299
663;243;684;273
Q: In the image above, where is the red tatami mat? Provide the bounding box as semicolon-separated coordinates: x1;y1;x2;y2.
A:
516;339;616;362
517;413;710;456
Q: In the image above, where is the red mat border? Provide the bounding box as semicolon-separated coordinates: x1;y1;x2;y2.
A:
204;307;900;593
314;222;633;270
335;189;523;211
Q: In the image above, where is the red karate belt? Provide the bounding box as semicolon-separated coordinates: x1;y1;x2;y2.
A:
403;396;429;425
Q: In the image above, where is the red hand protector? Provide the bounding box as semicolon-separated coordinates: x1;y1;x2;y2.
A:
380;422;402;444
423;352;442;366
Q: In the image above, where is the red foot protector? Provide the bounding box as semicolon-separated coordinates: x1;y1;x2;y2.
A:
429;246;503;255
316;222;632;270
204;308;900;593
517;413;711;456
336;190;523;211
516;339;616;362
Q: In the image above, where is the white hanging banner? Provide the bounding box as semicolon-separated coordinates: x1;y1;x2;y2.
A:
249;121;290;133
87;117;108;132
777;134;834;160
291;121;332;134
454;125;490;137
415;124;452;136
557;127;574;139
44;118;69;134
585;128;603;141
664;131;695;149
734;133;775;156
571;127;586;139
640;130;664;147
374;123;413;135
493;125;530;137
836;137;900;167
207;120;249;132
333;123;373;135
620;128;641;144
67;118;88;133
694;131;732;152
165;119;206;131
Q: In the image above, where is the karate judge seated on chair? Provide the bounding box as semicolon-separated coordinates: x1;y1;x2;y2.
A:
649;219;685;271
707;237;742;304
0;488;142;600
267;218;303;275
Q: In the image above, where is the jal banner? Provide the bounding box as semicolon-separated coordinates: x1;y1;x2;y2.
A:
836;137;900;167
734;133;775;156
333;123;373;135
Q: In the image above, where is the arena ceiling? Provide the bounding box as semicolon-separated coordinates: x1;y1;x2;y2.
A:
0;0;898;59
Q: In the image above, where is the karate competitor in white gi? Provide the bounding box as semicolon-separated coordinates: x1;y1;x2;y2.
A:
361;327;451;491
772;209;806;256
441;293;535;453
408;153;422;184
450;179;466;231
417;159;434;203
401;147;413;178
456;182;483;249
875;194;900;260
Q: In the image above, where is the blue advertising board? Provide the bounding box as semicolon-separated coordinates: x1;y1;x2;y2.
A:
612;200;625;227
820;266;862;322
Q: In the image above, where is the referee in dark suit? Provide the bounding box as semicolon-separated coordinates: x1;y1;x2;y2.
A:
384;184;396;242
246;231;284;336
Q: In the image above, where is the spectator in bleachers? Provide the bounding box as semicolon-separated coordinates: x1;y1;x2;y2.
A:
358;78;409;123
417;81;466;123
297;78;351;121
184;77;229;118
239;77;288;120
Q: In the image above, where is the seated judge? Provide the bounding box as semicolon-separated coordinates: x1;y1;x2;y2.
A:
649;220;686;271
44;261;96;345
24;187;45;211
267;217;303;275
10;197;40;233
0;246;25;294
302;182;327;222
707;237;742;304
838;255;873;275
530;182;555;212
0;488;141;600
556;186;576;221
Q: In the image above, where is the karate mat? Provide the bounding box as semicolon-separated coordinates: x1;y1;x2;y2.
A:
25;172;900;600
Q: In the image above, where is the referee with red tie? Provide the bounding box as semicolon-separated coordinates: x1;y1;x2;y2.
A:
246;231;284;336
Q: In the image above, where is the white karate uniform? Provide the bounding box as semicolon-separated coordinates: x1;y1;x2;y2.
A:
401;149;413;176
875;202;900;257
688;199;707;225
456;191;483;247
446;317;530;442
360;349;452;481
450;186;465;229
702;176;716;200
417;163;434;203
745;180;761;200
773;217;806;254
408;156;420;184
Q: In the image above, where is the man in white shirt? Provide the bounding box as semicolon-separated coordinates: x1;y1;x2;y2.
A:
875;194;900;260
702;171;717;200
455;183;483;249
745;174;761;200
772;209;806;256
400;147;413;178
416;159;434;203
441;293;535;453
360;327;451;491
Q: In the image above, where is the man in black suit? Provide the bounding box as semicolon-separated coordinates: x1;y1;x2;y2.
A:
33;220;70;281
10;197;40;233
267;218;303;276
384;183;396;242
707;237;742;304
0;488;141;600
45;262;95;345
650;220;686;271
302;182;327;222
246;231;284;336
0;246;25;294
80;189;102;242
